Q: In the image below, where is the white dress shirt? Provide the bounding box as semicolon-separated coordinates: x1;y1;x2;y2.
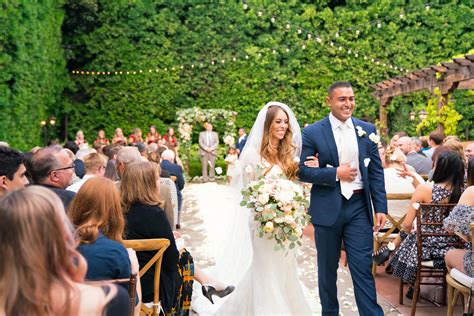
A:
328;113;363;189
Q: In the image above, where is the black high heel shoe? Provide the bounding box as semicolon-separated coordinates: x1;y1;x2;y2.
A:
202;285;235;304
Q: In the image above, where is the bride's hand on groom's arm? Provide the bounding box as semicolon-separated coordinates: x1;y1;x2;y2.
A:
303;154;319;168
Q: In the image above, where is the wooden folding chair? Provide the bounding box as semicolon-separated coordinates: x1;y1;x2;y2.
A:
446;223;474;316
400;203;464;316
372;193;412;275
123;239;170;316
86;273;138;316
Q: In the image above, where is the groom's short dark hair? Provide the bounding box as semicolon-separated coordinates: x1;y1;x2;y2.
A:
328;82;352;96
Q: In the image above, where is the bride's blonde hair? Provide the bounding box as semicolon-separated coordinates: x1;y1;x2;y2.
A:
260;106;298;180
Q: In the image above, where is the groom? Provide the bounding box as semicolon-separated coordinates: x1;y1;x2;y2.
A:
299;82;387;316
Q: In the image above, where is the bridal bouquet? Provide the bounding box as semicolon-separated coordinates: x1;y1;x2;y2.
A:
240;178;311;252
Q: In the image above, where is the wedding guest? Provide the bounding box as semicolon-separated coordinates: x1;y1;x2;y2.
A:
145;125;161;144
68;177;141;314
377;140;388;168
198;122;219;182
121;162;234;313
411;137;426;157
128;128;144;145
444;157;474;279
63;140;79;155
66;153;107;193
27;146;76;209
444;138;467;165
397;136;432;175
425;131;445;159
465;142;474;160
376;152;464;295
75;130;87;147
236;127;247;155
112;127;128;145
94;129;110;147
134;142;148;161
163;127;178;150
0;186;129;315
74;147;96;179
116;147;174;228
103;144;123;181
0;146;29;199
389;131;408;148
160;149;185;212
225;147;238;183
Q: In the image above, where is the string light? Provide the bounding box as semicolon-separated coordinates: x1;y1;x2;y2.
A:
72;3;440;77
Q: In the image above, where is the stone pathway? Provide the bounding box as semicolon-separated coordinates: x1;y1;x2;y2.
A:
180;183;402;315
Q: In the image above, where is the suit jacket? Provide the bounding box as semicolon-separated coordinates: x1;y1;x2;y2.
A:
198;131;219;156
298;116;387;227
160;160;185;192
406;151;432;175
236;135;247;153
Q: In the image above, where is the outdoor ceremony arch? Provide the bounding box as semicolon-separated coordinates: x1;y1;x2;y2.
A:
177;107;237;168
371;54;474;136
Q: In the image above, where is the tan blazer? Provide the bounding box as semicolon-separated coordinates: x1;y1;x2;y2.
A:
198;131;219;156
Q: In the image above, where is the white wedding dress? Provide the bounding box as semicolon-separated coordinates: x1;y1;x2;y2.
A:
191;101;319;315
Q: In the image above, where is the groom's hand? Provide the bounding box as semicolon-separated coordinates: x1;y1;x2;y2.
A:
336;163;358;181
373;213;387;232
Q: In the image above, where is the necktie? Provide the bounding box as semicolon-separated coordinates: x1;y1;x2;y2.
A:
207;132;211;146
339;123;354;200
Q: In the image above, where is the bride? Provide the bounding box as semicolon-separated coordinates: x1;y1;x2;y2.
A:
191;102;319;315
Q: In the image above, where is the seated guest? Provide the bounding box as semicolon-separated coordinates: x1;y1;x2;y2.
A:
160;149;185;211
383;148;424;219
163;127;178;150
112;127;128;145
75;130;88;147
0;186;129;315
444;138;467;165
465;142;474;160
67;153;107;192
0;146;29;198
68;177;141;314
116;147;174;225
74;147;97;179
145;125;161;144
397;136;432;175
373;152;464;291
121;162;234;314
444;157;474;277
425;131;445;159
27;146;76;209
94;129;110;147
128;128;144;145
411;137;426;157
103;144;122;181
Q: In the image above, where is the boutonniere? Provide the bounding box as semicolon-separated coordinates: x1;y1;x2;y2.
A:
368;133;381;144
355;126;366;137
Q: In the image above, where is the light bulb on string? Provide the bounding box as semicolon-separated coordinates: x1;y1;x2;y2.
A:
425;5;430;10
245;55;249;59
307;33;312;39
271;16;275;23
297;29;302;34
302;44;306;50
335;32;339;37
232;57;236;61
257;11;262;17
257;53;262;57
347;49;351;54
221;59;225;64
399;13;404;19
285;48;290;53
286;23;291;29
355;30;360;35
272;49;276;54
377;22;381;28
354;53;358;57
243;3;248;10
119;71;123;74
330;41;334;47
316;37;322;43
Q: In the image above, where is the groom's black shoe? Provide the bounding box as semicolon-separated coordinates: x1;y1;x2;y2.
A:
202;285;235;304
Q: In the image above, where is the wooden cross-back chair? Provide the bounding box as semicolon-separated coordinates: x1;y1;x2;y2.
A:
123;238;171;316
446;222;474;316
85;273;138;316
372;192;412;275
401;203;465;316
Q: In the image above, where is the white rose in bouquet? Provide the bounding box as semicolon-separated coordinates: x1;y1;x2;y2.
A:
258;192;270;205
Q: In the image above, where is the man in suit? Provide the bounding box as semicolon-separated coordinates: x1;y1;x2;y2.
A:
198;122;219;182
161;149;185;212
236;127;247;155
398;136;432;175
299;82;387;316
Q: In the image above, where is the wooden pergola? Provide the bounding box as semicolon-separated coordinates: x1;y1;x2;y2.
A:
371;54;474;136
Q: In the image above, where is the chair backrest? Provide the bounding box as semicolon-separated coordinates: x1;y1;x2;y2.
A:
415;203;463;267
386;193;412;200
85;273;138;316
123;239;170;316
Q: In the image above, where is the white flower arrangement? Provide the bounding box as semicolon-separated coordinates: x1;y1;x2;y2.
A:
355;126;367;137
224;135;235;146
240;178;311;252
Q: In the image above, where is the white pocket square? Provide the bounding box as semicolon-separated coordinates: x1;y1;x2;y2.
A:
326;164;333;168
364;158;371;167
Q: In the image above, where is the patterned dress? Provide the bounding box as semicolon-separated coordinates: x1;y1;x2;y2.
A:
443;204;474;276
389;184;455;282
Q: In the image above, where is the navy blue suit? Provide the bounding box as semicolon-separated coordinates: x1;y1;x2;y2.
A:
299;116;387;316
236;135;247;155
160;160;185;210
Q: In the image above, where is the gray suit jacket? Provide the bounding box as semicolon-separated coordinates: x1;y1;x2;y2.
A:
406;151;432;175
198;131;219;156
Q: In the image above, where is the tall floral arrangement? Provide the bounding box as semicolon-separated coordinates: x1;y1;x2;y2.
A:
177;107;237;170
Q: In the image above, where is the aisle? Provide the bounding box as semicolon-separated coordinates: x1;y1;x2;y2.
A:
180;183;400;316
